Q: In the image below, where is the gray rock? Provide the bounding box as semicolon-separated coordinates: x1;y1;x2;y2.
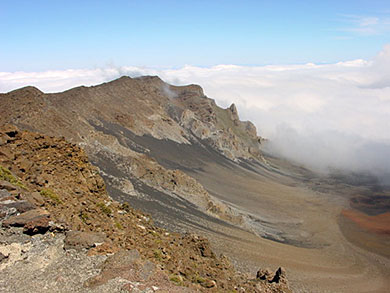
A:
24;192;45;207
0;189;12;200
102;249;141;269
0;181;17;191
1;200;35;213
64;231;107;250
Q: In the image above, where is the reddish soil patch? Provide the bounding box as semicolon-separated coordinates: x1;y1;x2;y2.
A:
341;209;390;235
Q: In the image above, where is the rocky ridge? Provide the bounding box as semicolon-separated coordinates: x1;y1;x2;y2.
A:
0;76;263;162
0;76;263;226
0;125;290;292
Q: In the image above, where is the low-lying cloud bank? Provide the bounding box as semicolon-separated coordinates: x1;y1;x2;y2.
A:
1;46;390;183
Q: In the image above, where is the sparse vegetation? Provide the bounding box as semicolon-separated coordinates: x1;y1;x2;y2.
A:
149;230;158;236
195;274;206;284
0;165;27;189
169;274;183;286
114;221;123;229
153;249;163;261
40;188;62;204
80;212;89;223
97;202;112;216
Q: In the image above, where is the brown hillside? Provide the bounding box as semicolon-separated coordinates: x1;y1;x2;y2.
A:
0;125;290;292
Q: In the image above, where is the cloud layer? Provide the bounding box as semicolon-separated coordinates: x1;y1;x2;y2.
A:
1;46;390;182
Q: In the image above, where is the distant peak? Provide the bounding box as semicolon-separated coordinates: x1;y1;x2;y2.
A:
117;75;132;81
134;75;164;83
110;76;132;84
8;86;44;95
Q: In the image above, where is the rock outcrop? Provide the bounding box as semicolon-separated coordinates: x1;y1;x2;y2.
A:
257;267;289;286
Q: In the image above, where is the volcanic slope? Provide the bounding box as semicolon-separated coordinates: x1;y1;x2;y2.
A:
0;125;290;292
1;76;390;292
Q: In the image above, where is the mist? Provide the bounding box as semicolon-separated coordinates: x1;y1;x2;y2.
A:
1;45;390;183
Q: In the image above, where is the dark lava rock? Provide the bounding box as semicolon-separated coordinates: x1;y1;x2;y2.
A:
271;267;288;284
64;231;106;250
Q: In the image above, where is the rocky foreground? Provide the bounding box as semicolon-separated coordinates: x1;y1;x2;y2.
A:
0;125;290;292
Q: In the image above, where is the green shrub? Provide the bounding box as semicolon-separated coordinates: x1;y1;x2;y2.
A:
0;165;27;189
97;202;112;215
169;274;183;285
195;275;206;284
80;212;89;222
40;188;62;204
153;249;163;261
114;221;123;229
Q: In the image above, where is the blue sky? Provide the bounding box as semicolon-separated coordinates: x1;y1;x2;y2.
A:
1;0;389;71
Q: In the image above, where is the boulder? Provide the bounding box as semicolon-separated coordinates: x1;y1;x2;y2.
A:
3;124;19;138
271;267;288;284
0;205;17;220
0;181;17;191
24;192;45;207
256;268;274;281
203;279;217;288
23;216;50;235
2;208;50;228
256;267;288;285
64;231;106;250
0;189;12;200
1;200;35;213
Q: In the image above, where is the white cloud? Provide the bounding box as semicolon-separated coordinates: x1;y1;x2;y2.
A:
338;14;390;36
1;46;390;182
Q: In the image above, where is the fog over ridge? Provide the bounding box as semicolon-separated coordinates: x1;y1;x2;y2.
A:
1;45;390;182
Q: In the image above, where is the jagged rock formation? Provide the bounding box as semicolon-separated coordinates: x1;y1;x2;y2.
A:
0;126;290;292
0;76;261;229
0;76;263;161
